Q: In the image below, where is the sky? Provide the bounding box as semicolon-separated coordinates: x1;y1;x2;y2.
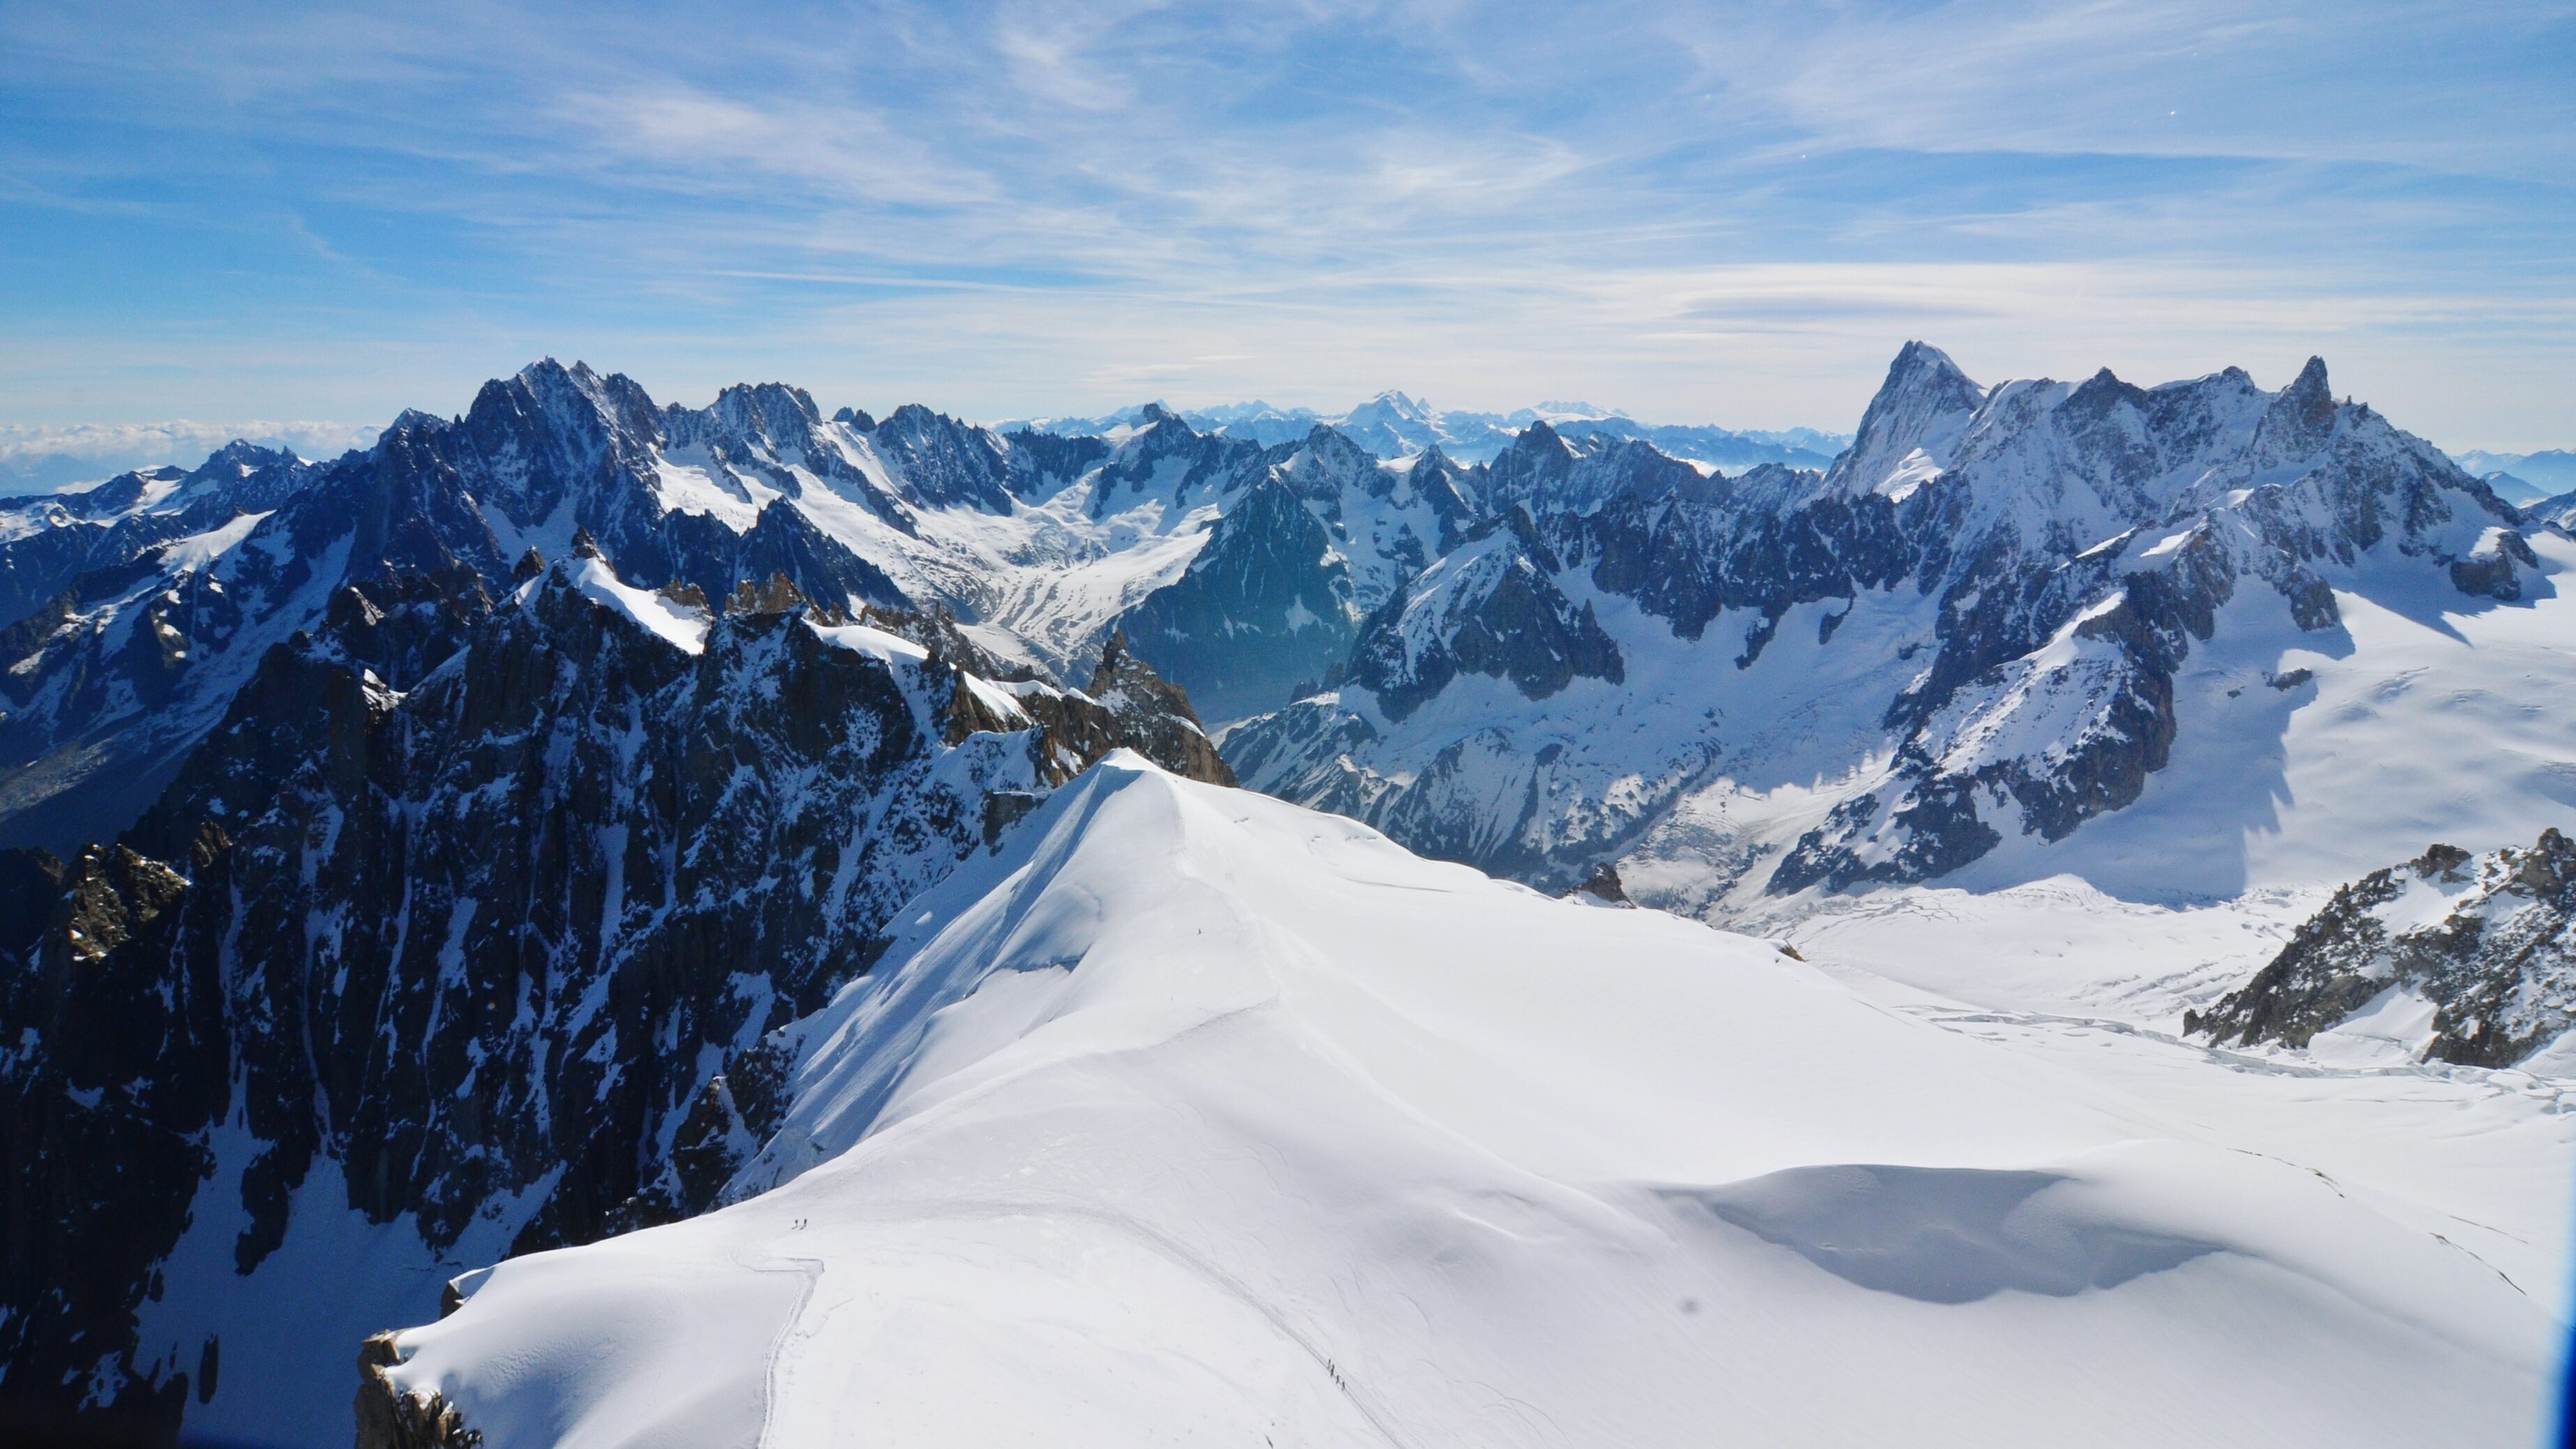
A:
2;0;2571;459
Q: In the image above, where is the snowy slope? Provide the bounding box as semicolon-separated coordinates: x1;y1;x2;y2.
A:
378;757;2561;1448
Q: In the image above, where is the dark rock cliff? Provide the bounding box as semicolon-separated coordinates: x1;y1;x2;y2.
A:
0;549;1232;1429
2187;831;2576;1066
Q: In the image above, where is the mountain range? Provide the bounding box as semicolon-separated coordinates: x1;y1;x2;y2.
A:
1;344;2570;1443
1006;392;1850;471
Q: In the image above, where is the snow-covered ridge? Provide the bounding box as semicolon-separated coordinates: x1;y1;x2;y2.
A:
377;756;2559;1448
1231;344;2563;917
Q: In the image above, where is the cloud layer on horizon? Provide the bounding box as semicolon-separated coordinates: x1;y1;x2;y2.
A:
1;0;2569;449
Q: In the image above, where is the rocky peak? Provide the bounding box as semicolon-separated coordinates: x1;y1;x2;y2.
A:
864;406;1022;513
1114;473;1358;722
2186;829;2576;1067
1825;340;1984;496
2248;355;2338;461
0;536;1249;1434
726;572;808;616
456;361;664;528
1083;631;1236;787
1480;419;1577;516
1348;520;1622;723
1262;425;1379;507
703;382;826;453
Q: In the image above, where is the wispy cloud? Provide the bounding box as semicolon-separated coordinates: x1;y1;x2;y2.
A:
0;420;385;489
0;0;2568;447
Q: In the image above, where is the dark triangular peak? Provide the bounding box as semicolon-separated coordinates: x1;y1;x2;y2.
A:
732;500;906;610
1514;417;1572;454
1480;420;1696;521
2285;354;2332;409
385;406;446;438
1259;424;1383;505
1115;472;1357;721
2248;355;2340;461
190;438;300;478
1825;340;1985;495
1479;417;1579;515
1404;443;1485;549
1297;420;1377;466
455;360;666;527
704;381;826;450
1108;400;1213;466
868;404;1020;512
2062;365;2151;418
831;404;877;431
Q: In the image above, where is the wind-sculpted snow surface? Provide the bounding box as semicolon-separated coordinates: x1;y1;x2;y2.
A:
376;758;2556;1448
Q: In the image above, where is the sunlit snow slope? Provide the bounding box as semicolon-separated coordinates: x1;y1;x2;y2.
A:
383;756;2561;1448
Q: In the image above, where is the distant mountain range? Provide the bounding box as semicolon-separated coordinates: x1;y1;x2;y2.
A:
1004;392;1850;471
2449;447;2576;504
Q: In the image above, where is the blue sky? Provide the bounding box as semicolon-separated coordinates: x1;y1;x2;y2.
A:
3;0;2571;451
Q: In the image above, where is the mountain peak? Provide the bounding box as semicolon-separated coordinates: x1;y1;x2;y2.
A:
2285;355;2331;406
1825;341;1984;494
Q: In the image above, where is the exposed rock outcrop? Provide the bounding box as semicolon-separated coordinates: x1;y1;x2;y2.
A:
355;1333;480;1449
2186;831;2576;1066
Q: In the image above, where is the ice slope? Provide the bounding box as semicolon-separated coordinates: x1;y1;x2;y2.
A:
382;756;2559;1448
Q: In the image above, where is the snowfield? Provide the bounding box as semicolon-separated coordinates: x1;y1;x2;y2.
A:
381;755;2566;1448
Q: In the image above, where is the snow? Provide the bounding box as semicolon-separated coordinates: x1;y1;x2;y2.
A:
383;756;2561;1448
805;618;931;666
2303;985;2444;1067
1929;530;2576;903
126;1116;545;1447
535;556;713;655
650;449;768;530
158;509;272;571
956;671;1032;726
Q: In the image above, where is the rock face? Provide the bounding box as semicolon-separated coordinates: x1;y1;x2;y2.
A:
1116;474;1357;721
2186;831;2576;1067
1347;512;1623;723
0;546;1230;1432
354;1333;478;1449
